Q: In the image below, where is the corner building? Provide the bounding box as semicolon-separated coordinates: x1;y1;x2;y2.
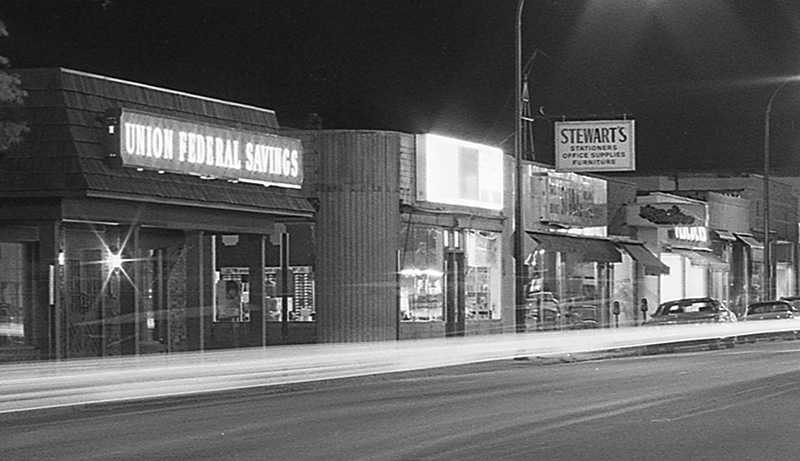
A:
0;69;315;361
289;130;513;340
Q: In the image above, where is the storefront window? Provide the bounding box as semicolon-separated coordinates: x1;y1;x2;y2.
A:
0;242;32;348
215;267;251;323
400;226;444;321
464;230;501;320
265;266;315;322
400;226;501;322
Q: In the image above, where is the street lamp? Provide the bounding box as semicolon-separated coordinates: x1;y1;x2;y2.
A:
763;80;792;301
514;0;528;333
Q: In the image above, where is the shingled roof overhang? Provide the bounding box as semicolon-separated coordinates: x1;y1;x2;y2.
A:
0;68;314;226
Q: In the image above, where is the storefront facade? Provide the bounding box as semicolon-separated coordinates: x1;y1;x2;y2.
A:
623;174;798;308
0;69;315;361
520;164;667;329
288;130;512;340
626;192;748;313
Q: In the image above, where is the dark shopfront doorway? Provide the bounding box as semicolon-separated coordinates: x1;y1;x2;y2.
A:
444;249;465;337
58;225;183;358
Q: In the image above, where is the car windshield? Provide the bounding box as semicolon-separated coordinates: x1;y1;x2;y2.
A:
655;300;718;316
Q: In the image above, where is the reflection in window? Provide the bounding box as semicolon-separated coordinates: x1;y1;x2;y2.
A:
0;242;31;347
400;227;444;321
464;230;501;320
265;266;315;322
400;227;502;322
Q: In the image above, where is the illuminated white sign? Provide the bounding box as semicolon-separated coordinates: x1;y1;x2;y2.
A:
415;134;503;210
107;109;303;188
673;226;708;243
555;119;635;172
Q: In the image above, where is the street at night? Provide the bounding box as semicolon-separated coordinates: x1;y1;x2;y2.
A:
4;3;800;460
4;339;800;460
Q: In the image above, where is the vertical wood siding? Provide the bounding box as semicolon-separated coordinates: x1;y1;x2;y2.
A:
300;131;403;342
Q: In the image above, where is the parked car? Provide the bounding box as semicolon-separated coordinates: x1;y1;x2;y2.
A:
563;304;599;329
525;292;560;330
741;300;800;321
645;297;737;326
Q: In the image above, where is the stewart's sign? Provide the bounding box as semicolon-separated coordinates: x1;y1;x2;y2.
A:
554;119;635;172
105;108;303;188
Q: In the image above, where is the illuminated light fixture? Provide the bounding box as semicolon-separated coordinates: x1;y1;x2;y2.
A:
399;268;444;278
107;251;123;271
158;170;165;174
101;108;121;159
136;168;144;172
58;251;65;266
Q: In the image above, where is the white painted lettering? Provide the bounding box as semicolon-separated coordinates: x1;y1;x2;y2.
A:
163;129;173;160
151;127;163;159
178;131;188;161
125;123;136;155
245;142;255;171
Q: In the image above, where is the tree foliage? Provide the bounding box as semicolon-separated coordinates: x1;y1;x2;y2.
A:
0;18;28;153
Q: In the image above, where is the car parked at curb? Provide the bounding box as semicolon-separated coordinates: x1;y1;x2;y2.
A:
644;297;737;351
741;300;800;321
525;292;560;330
645;297;737;326
563;305;599;329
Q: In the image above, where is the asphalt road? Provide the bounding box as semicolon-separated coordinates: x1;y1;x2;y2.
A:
4;340;800;461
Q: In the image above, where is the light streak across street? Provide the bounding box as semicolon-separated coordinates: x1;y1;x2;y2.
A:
1;320;798;415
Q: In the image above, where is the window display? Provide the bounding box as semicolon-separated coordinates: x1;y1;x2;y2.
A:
0;242;31;347
400;226;444;321
215;267;250;322
400;226;501;322
464;230;501;320
265;266;315;322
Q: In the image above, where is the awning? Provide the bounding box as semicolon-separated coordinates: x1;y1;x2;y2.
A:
735;233;764;250
711;229;736;241
527;232;621;263
617;242;670;275
670;248;729;271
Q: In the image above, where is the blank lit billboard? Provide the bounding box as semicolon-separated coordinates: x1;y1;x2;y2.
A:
415;134;503;210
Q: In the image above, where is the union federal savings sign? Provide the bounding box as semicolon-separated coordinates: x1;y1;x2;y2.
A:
108;109;303;188
554;119;635;172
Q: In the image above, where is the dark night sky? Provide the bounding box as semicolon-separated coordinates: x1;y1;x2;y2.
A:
2;0;800;174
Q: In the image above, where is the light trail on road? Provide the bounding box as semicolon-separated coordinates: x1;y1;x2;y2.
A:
1;320;798;414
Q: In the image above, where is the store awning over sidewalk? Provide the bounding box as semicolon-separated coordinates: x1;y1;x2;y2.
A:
670;248;729;272
617;242;670;275
711;229;736;241
527;231;621;263
735;233;764;250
